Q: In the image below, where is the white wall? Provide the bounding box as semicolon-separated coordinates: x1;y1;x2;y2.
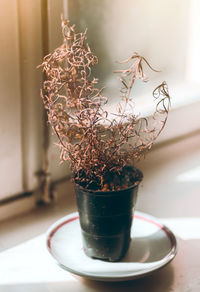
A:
0;0;44;200
18;0;44;191
66;0;191;89
0;0;23;199
66;0;200;141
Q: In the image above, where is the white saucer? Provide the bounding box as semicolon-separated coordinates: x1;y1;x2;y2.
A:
46;211;177;282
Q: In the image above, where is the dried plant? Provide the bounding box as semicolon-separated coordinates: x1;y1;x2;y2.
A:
39;18;170;191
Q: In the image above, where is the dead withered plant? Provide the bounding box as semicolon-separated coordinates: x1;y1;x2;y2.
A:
39;19;170;191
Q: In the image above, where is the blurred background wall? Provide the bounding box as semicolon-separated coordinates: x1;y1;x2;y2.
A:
0;0;200;200
0;0;43;200
67;0;190;86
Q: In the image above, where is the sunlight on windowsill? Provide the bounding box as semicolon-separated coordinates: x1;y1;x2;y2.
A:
162;217;200;241
177;166;200;182
0;215;200;285
0;235;77;285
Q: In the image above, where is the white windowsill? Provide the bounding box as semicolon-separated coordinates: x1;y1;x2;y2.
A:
0;133;200;290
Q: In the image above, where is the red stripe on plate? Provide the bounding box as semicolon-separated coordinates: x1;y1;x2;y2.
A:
135;214;163;229
47;216;78;250
134;214;175;251
47;213;176;255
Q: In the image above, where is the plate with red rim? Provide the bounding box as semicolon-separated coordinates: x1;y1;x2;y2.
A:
46;211;177;282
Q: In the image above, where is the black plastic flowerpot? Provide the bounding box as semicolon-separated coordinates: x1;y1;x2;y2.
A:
74;167;143;262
